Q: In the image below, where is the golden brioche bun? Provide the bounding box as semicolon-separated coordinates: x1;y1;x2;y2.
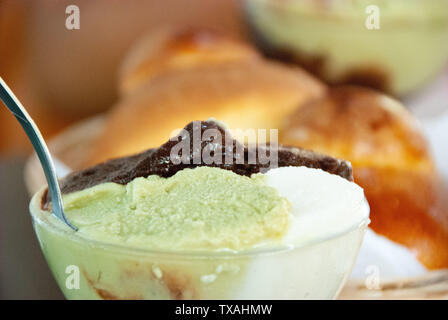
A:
358;168;448;269
281;86;433;171
281;86;448;269
84;30;325;166
120;28;260;95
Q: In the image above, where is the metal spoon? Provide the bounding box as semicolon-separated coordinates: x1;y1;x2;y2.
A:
0;77;77;230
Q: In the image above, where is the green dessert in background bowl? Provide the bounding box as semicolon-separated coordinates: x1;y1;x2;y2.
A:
245;0;448;96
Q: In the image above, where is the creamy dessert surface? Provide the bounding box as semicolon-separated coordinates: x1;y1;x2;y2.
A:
60;167;291;251
50;165;368;251
41;120;368;252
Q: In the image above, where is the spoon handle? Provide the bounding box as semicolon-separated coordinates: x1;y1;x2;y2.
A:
0;77;76;230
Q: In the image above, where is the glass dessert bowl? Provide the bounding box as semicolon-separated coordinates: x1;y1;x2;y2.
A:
245;0;448;96
30;189;368;300
29;120;370;299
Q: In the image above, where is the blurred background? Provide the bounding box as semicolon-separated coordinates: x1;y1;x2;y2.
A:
0;0;247;300
1;0;447;299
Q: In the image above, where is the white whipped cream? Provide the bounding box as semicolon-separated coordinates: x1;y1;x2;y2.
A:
231;166;370;299
264;166;369;246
